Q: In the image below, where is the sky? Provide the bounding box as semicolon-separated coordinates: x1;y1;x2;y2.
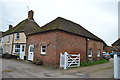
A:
0;0;119;46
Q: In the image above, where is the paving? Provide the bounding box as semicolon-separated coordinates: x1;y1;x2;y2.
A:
1;57;114;78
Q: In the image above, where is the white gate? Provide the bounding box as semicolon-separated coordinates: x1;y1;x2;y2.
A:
60;52;80;69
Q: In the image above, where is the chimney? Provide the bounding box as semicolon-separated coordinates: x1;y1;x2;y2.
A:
28;10;34;20
9;25;13;29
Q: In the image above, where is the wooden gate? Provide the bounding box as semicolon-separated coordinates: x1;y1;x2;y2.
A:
60;52;80;69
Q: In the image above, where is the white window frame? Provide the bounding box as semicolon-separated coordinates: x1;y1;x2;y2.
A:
16;33;20;40
8;35;10;43
88;48;92;57
97;49;101;57
1;37;4;43
14;44;20;54
41;45;47;55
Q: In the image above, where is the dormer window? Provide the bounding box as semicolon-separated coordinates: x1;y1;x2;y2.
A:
16;33;20;40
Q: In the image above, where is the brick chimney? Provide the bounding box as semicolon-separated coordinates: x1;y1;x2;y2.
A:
28;10;34;20
9;25;13;29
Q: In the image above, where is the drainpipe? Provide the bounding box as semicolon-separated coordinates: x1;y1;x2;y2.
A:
86;38;88;60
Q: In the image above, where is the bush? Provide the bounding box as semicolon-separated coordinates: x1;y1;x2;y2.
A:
80;59;109;66
5;53;11;59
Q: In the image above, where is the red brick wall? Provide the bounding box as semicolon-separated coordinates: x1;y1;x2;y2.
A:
55;31;87;66
26;31;57;66
26;30;103;67
87;39;103;60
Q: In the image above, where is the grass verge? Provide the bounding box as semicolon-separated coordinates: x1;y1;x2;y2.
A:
80;59;109;66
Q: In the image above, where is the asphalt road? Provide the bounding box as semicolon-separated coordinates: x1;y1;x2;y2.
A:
1;57;114;78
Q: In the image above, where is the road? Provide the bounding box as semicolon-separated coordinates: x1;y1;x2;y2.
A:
1;58;114;78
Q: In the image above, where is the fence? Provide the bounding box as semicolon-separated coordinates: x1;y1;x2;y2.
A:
114;54;120;79
60;52;80;69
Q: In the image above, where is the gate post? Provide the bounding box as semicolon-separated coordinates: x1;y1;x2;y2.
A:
64;52;68;69
114;54;118;79
60;53;62;68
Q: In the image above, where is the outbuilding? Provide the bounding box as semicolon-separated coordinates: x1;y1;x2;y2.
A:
26;17;104;67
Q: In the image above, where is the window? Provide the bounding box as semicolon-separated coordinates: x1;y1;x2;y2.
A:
41;45;47;55
8;35;10;43
22;45;24;52
88;48;92;57
14;44;20;54
16;33;20;40
1;37;4;43
30;46;34;52
97;49;101;57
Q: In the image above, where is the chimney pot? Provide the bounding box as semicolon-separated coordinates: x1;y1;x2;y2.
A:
28;10;34;20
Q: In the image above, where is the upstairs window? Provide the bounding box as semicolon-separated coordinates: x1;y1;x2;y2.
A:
16;33;20;40
8;35;10;43
97;49;101;57
88;48;92;57
41;45;47;55
1;37;4;43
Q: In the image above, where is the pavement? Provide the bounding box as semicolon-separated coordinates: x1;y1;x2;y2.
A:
1;57;114;78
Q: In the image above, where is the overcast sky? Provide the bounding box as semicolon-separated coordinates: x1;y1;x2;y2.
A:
0;0;119;46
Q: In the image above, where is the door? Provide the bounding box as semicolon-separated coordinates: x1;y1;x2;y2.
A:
28;45;34;61
19;44;25;60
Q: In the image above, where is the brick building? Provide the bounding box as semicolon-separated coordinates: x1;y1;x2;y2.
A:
26;17;104;67
112;38;120;52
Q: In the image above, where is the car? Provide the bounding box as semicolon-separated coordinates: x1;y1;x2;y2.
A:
110;53;120;58
103;53;111;60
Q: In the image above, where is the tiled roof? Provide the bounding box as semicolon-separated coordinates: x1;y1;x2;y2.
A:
2;19;40;36
29;17;103;41
112;38;120;46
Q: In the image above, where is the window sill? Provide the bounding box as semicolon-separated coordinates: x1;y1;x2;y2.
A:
40;54;46;56
88;55;92;58
97;55;100;57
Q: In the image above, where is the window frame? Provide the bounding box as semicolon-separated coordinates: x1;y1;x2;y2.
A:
40;45;47;55
97;49;101;57
7;35;10;43
88;48;92;57
14;44;20;54
16;33;20;40
1;37;4;43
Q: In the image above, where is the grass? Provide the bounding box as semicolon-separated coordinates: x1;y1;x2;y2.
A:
80;59;109;66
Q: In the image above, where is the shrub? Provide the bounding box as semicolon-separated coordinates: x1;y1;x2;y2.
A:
5;53;11;59
80;59;109;66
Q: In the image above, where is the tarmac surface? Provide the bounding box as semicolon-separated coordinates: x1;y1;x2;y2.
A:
1;58;114;78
